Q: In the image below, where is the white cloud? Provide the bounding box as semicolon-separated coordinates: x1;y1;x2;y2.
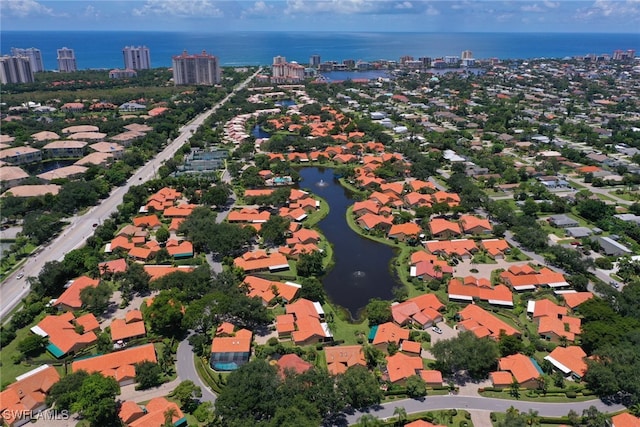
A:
575;0;640;21
0;0;54;17
543;1;560;9
285;0;376;15
395;1;413;9
521;4;545;13
242;1;275;17
425;4;439;15
133;0;223;18
82;5;100;19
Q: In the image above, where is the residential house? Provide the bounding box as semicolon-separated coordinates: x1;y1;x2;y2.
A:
371;322;410;350
210;325;253;371
428;218;462;239
405;421;446;427
71;343;157;386
425;239;478;259
143;265;196;282
500;265;568;291
353;199;381;216
610;413;640;427
448;277;513;307
0;365;60;427
479;239;510;259
459;215;492;234
388;222;422;242
283;298;332;345
598;236;632;256
457;304;520;339
276;354;313;378
42;140;87;158
529;299;581;344
0;166;29;189
561;291;594;310
544;346;588;380
385;352;424;384
31;312;99;358
132;214;162;229
547;214;579;228
165;240;194;259
37;165;88;182
52;276;99;311
233;250;290;273
121;397;187;427
391;294;444;328
419;370;444;387
227;208;271;224
110;310;146;343
242;275;301;305
324;345;366;375
409;251;453;281
491;353;542;389
356;213;393;232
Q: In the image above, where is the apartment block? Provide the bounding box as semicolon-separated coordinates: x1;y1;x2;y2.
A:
172;50;221;86
57;47;77;72
123;45;151;70
0;56;34;84
10;47;44;72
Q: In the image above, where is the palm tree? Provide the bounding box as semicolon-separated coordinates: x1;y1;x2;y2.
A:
510;379;521;399
393;406;407;426
163;407;178;427
525;409;540;426
629;403;640;417
358;414;383;427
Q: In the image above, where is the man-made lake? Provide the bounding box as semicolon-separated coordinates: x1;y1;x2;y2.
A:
298;167;398;319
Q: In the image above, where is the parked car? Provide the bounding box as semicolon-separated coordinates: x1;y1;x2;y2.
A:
432;326;443;334
16;273;24;279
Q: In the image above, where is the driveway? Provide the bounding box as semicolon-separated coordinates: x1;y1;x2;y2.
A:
453;257;532;278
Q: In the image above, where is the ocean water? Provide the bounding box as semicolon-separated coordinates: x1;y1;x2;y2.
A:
1;31;638;70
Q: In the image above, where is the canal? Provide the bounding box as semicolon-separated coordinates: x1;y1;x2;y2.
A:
298;167;399;319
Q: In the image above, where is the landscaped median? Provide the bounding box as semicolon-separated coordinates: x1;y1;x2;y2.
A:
479;385;597;403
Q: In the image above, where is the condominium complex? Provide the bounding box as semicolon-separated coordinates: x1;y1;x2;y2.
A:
57;47;77;72
0;55;34;84
271;56;304;84
461;50;474;60
10;47;44;72
123;46;151;70
171;50;221;86
310;54;321;68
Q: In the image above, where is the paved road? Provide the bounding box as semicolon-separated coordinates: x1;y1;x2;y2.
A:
177;336;218;403
0;68;262;321
344;395;626;425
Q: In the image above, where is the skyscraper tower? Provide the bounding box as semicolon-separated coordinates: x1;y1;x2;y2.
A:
310;54;321;68
172;50;221;86
10;47;44;72
123;46;151;70
0;56;34;84
461;50;473;60
57;47;77;72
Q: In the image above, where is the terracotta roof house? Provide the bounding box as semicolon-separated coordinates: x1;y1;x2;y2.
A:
53;276;99;311
432;191;460;207
166;240;194;258
38;165;87;182
544;346;588;380
429;218;462;239
408;179;436;193
500;265;568;291
110;311;146;343
279;206;308;222
529;299;581;344
493;353;543;389
72;343;157;386
419;370;444;387
163;204;195;218
356;213;393;232
448;277;513;307
132;214;162;229
388;222;422;242
611;413;640;427
233;250;290;273
324;345;366;375
0;365;60;427
242;275;301;305
118;400;145;425
281;298;333;346
287;228;321;246
275;313;296;339
400;340;422;354
353;199;381;216
385;352;424;384
409;251;453;280
425;239;478;259
405;421;447;427
490;371;516;389
380;182;404;197
403;191;433;208
457;304;520;340
371;322;410;350
561;291;594;309
31;312;98;358
2;184;61;198
126;397;187;427
459;215;492;234
276;354;313;378
227;207;271;223
210;327;253;371
391;293;444;328
479;239;511;259
98;258;128;276
143;265;196;281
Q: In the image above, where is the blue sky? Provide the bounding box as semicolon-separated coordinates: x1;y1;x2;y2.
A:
1;0;640;32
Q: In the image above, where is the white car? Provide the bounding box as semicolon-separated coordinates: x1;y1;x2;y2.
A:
16;273;24;279
432;326;443;334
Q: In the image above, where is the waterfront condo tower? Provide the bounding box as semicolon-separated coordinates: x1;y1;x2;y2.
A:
123;46;151;70
0;55;34;84
310;54;321;68
171;50;221;86
57;47;77;72
10;47;44;72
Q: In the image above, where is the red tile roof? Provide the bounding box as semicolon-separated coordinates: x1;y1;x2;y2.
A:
324;345;366;375
211;328;252;354
448;277;513;306
242;275;301;304
53;276;99;310
128;397;184;427
545;346;587;378
458;304;520;339
386;352;423;383
34;312;98;355
72;344;157;384
562;292;594;309
98;258;128;275
0;365;60;425
496;353;541;384
276;354;313;377
611;413;640;427
233;250;290;273
372;322;410;346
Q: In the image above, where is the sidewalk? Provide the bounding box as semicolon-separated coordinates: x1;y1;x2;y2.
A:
117;378;180;402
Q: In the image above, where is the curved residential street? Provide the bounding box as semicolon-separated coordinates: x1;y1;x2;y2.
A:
0;68;261;321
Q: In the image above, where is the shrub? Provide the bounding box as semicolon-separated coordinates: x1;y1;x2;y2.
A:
267;337;279;346
465;412;471;420
490;413;497;422
565;391;577;398
459;422;469;427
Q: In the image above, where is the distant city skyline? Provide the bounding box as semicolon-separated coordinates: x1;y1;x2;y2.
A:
1;0;640;33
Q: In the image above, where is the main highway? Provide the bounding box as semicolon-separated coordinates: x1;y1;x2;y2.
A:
0;68;261;321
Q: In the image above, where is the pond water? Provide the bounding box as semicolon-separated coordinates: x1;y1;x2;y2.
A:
251;125;271;139
297;167;399;319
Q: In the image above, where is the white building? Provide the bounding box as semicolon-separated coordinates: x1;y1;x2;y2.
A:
172;50;221;86
10;47;44;72
122;46;151;70
57;47;77;72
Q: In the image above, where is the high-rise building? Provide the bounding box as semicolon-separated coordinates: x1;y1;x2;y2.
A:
310;55;321;68
461;50;473;60
0;56;34;84
10;47;44;72
123;46;151;70
172;50;221;86
273;56;286;65
613;49;636;61
57;47;77;72
271;56;304;83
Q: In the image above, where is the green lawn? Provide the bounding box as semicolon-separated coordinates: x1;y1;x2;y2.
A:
304;194;330;227
0;312;49;384
323;302;368;344
480;389;595;403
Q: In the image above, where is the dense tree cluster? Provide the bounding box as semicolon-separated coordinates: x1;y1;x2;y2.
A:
431;331;500;379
